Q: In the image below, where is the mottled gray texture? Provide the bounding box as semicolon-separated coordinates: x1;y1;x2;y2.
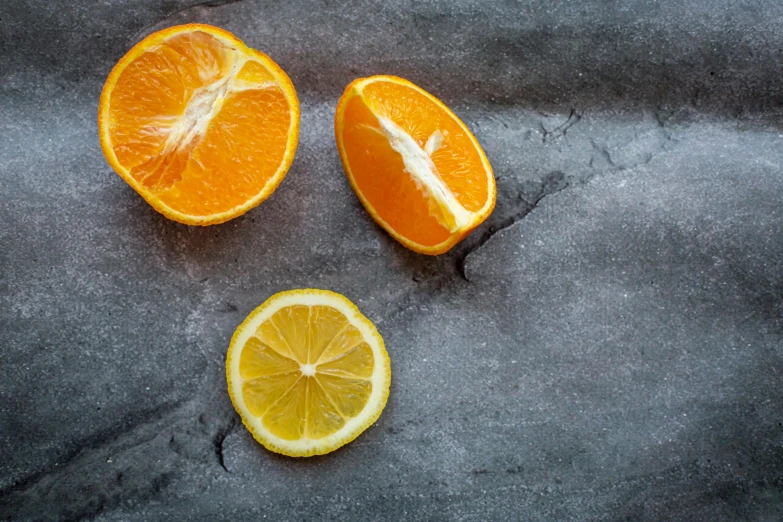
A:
1;0;782;520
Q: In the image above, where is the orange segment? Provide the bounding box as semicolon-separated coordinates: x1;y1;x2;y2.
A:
335;75;496;255
341;96;451;247
360;80;490;212
98;24;300;225
234;60;277;87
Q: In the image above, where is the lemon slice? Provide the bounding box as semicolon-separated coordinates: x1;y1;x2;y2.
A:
226;289;391;456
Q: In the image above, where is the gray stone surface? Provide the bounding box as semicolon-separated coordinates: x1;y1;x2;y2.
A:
1;0;782;520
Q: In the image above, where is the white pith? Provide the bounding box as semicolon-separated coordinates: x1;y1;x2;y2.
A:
158;55;276;155
376;116;472;232
227;291;390;455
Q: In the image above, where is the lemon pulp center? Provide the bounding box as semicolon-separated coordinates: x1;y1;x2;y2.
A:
237;303;376;441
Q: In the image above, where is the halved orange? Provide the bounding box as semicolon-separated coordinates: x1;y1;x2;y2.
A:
226;289;391;457
335;76;496;255
98;24;300;225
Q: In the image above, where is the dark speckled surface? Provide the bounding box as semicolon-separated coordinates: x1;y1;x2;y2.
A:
1;1;782;520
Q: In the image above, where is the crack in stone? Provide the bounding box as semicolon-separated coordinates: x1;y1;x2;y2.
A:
541;108;583;142
457;109;683;282
589;117;674;172
653;107;676;142
214;416;238;473
0;402;198;521
0;399;191;499
590;138;617;169
433;106;685;286
457;171;569;281
0;405;239;520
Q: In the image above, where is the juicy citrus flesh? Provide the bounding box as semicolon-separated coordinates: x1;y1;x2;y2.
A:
99;24;300;225
335;76;496;255
226;289;391;457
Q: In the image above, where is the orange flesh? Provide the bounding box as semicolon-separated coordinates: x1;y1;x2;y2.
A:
238;305;374;440
106;31;292;217
339;79;490;248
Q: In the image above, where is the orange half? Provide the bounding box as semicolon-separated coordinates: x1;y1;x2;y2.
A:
98;24;300;225
334;76;496;255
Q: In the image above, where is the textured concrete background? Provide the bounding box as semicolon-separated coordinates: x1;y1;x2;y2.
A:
1;0;782;520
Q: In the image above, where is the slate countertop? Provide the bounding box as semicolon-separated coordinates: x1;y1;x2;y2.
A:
1;1;782;520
